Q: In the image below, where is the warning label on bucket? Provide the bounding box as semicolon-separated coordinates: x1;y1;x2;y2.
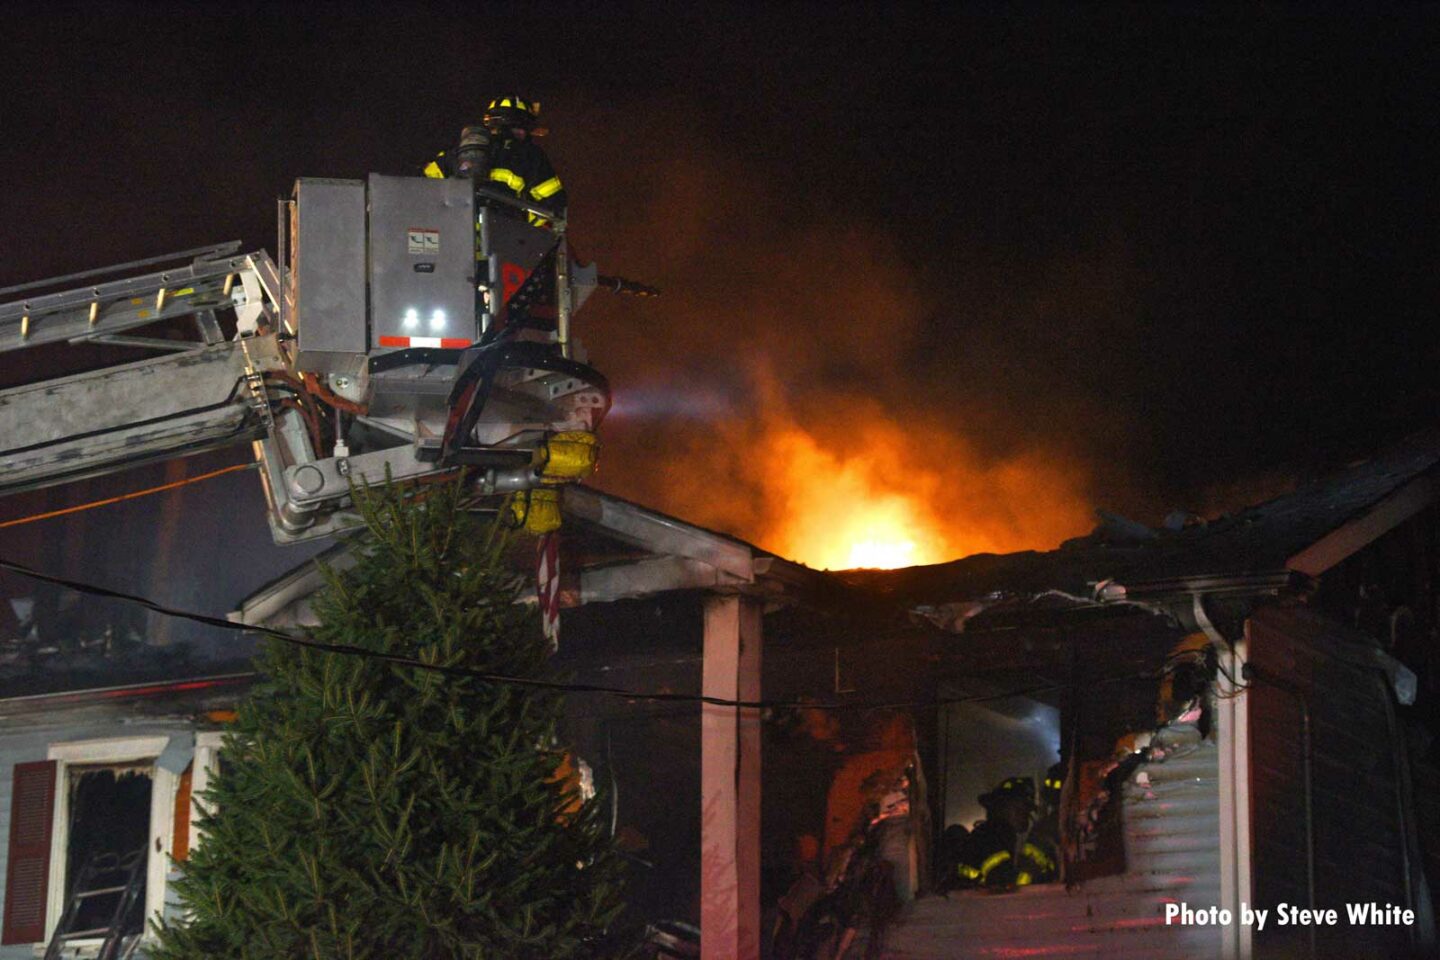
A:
407;228;440;255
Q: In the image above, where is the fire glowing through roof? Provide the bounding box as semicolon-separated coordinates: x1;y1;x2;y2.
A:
610;401;1097;572
584;142;1101;571
762;426;952;570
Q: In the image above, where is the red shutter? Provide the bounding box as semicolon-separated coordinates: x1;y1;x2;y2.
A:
3;760;57;944
172;763;193;862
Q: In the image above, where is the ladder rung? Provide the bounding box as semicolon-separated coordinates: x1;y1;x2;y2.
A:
45;847;148;960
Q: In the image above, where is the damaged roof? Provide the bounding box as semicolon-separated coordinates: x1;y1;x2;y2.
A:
842;428;1440;607
7;430;1437;704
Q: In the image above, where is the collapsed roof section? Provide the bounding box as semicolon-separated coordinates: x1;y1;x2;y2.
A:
7;429;1438;705
843;428;1440;625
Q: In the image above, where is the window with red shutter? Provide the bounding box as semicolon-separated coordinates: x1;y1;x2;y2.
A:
2;760;57;944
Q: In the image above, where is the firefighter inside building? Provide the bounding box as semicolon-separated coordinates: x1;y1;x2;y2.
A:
764;713;926;957
423;95;566;226
1028;762;1065;875
822;713;924;903
954;776;1058;889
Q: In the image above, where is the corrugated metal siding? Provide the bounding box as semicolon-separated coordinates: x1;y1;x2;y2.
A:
1247;606;1416;959
887;724;1222;959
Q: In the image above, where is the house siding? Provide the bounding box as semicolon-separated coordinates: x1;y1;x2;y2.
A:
888;724;1223;959
0;707;197;958
1247;605;1422;958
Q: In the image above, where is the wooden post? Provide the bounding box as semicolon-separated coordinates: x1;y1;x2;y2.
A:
700;594;763;960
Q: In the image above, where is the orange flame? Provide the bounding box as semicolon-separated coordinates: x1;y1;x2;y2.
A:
756;416;1093;569
762;426;951;569
607;396;1097;571
573;140;1104;569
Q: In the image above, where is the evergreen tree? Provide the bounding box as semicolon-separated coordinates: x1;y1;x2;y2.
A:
152;481;631;959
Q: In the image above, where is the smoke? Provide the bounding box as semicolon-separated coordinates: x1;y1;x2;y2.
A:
556;109;1102;567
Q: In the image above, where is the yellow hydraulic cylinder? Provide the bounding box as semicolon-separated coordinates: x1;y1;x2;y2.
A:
511;487;563;535
534;431;599;484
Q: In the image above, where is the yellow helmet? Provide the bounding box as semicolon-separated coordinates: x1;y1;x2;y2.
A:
484;95;541;132
979;776;1036;811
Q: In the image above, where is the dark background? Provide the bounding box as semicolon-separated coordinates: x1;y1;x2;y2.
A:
1;3;1437;614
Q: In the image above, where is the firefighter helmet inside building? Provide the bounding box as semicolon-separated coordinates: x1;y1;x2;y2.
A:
979;777;1036;812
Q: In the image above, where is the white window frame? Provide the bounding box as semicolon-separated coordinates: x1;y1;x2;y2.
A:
42;736;180;955
188;731;226;848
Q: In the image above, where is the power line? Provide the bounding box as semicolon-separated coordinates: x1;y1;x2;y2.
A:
0;556;1176;713
0;462;253;529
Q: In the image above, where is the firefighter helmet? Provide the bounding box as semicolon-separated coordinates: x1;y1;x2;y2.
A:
484;96;541;133
1041;763;1064;806
979;776;1036;811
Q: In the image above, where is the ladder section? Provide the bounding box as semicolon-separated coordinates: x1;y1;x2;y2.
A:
43;847;147;960
0;245;285;496
0;243;279;353
0;339;273;494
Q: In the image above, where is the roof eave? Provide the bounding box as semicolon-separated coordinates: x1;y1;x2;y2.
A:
1286;471;1436;576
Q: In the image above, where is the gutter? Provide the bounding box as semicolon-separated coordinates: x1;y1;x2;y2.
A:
0;672;254;716
1098;569;1308;603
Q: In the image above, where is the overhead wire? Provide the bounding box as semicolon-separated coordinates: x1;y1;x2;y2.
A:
0;555;1180;714
0;463;253;530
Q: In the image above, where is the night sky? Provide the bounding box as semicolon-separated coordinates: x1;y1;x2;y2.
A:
1;5;1438;598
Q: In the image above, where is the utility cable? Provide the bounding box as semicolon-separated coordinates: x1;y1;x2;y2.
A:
0;463;254;530
0;556;1177;713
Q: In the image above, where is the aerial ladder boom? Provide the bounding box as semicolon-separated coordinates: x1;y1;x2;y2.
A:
0;175;624;543
0;242;279;494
